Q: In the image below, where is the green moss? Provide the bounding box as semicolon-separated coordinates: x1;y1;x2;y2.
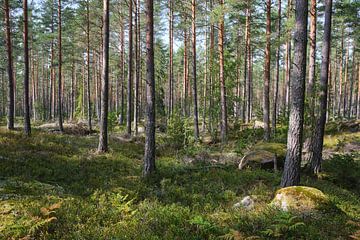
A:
252;142;287;159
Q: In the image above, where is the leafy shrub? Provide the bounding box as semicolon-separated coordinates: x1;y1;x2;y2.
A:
167;113;194;150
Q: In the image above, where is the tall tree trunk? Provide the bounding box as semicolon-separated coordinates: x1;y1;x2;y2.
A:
343;46;349;118
309;0;332;174
348;47;355;118
263;0;271;141
98;0;110;152
133;0;140;136
144;0;156;176
4;0;14;130
183;26;188;117
192;0;200;140
305;0;317;163
272;0;281;135
337;27;344;117
127;0;133;135
58;0;64;132
357;63;360;119
281;0;308;187
242;6;250;123
202;23;208;132
246;18;252;124
208;0;214;134
119;14;125;125
86;0;92;131
23;0;31;135
168;0;174;118
218;0;227;143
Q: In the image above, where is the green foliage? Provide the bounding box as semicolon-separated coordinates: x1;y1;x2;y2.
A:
234;128;264;155
166;113;194;150
261;212;305;239
322;154;360;193
108;111;118;133
0;129;359;239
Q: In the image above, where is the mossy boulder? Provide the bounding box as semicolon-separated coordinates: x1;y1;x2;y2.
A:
238;150;277;170
252;142;286;159
271;186;331;214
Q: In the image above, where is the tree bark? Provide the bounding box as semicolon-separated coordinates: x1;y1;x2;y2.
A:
144;0;156;176
168;0;174;118
281;0;308;187
272;0;281;135
127;0;133;135
4;0;14;130
87;0;92;131
119;14;125;125
192;0;200;140
242;6;250;123
263;0;271;141
309;0;332;174
218;0;227;143
58;0;64;132
133;0;140;136
98;0;110;152
23;0;31;135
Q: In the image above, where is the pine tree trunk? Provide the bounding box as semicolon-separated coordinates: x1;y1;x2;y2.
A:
183;27;188;117
168;0;174;118
23;0;31;135
242;7;249;123
4;0;14;130
309;0;332;174
218;0;227;143
133;0;140;136
192;0;200;140
208;0;214;134
98;0;110;152
272;0;281;135
343;46;349;118
144;0;156;176
337;27;344;117
263;0;271;141
119;15;125;125
86;0;92;131
58;0;64;132
127;0;133;135
281;0;308;187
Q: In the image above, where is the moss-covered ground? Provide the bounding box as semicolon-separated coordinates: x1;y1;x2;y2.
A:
0;120;359;239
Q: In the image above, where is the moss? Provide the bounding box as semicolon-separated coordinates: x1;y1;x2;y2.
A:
252;142;287;159
271;186;332;213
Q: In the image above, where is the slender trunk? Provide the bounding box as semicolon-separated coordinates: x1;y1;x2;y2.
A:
133;0;140;136
98;0;110;152
5;0;14;130
168;0;174;118
218;0;227;143
272;0;281;135
281;0;308;187
306;0;317;163
23;0;31;135
263;0;271;141
357;63;360;119
144;0;156;176
192;0;199;140
202;23;208;132
246;16;252;123
242;7;249;123
119;14;125;125
86;0;92;131
337;27;344;117
183;27;188;117
309;0;332;174
208;0;214;134
343;46;349;118
127;0;133;135
348;47;355;118
58;0;64;132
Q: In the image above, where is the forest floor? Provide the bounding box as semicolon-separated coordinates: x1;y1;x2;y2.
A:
0;119;360;239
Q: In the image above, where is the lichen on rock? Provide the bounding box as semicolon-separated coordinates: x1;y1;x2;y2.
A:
271;186;331;214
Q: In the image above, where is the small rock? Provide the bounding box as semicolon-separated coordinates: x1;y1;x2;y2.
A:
233;196;255;210
253;120;265;129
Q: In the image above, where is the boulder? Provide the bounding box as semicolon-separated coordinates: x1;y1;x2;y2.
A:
271;186;330;214
238;150;277;170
